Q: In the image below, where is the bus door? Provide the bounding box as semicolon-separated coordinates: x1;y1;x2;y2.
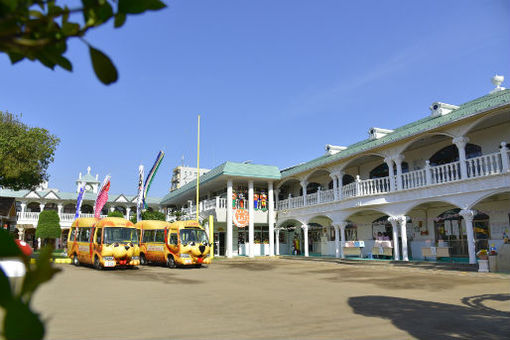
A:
153;229;166;262
94;227;103;257
78;227;92;263
168;231;179;257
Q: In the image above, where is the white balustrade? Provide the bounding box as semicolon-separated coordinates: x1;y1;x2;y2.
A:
358;176;391;196
466;152;503;178
319;189;335;203
342;182;357;198
401;169;427;190
219;198;227;209
306;192;318;205
430;161;461;184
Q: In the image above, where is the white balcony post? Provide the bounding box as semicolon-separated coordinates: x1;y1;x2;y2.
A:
425;160;432;184
302;224;309;257
453;136;469;179
399;216;409;261
384;157;396;191
226;179;233;258
215;196;220;209
339;222;347;258
275;229;280;255
248;181;255;258
460;209;477;264
394;155;405;191
300;180;308;206
500;142;510;172
355;175;361;196
20;201;27;214
39;203;45;212
388;216;401;261
337;171;344;200
317;186;321;204
57;204;63;219
330;173;338;201
274;189;280;208
268;181;275;256
125;207;131;220
334;225;340;258
110;206;115;212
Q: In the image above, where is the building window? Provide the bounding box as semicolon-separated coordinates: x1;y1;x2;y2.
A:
429;144;481;166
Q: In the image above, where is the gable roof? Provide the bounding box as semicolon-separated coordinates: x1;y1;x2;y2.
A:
281;89;510;178
161;161;281;204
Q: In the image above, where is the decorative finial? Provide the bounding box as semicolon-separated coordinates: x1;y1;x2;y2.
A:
491;74;505;93
87;166;91;174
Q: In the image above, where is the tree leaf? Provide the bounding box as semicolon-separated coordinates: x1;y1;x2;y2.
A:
8;52;24;64
0;268;13;308
3;299;45;340
114;12;126;28
118;0;166;14
56;56;72;71
89;46;118;85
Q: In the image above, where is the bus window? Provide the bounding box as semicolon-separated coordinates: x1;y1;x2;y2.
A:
70;228;77;241
169;233;178;245
155;230;165;243
143;230;154;243
79;228;91;242
95;228;102;244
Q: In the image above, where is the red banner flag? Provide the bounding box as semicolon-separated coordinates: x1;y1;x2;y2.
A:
94;176;111;218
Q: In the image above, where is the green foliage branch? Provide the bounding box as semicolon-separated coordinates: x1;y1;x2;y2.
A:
0;111;59;190
129;210;165;223
0;229;61;340
107;210;124;218
0;0;166;85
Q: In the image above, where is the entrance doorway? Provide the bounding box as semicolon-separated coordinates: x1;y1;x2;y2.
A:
215;232;225;256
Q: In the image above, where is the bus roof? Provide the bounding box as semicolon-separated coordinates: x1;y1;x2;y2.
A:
95;217;135;228
169;220;202;229
134;220;172;230
71;217;99;228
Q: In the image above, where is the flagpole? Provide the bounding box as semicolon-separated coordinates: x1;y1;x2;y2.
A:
196;114;200;222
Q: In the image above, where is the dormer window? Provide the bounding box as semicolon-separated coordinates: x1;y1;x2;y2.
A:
369;127;394;140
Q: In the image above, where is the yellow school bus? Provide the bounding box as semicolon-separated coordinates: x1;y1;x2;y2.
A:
136;219;211;268
68;217;140;269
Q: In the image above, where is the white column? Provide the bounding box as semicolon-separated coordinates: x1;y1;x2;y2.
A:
226;179;233;258
384;157;395;191
389;216;400;261
300;180;308;205
317;186;321;204
425;160;432;184
268;181;275;256
248;181;255;257
125;207;131;220
302;224;309;257
394;155;405;191
39;203;45;211
460;209;477;264
453;136;469;179
17;227;25;241
339;222;347;258
57;204;63;218
215;196;220;209
500;142;509;172
330;174;338;201
275;229;280;256
338;171;344;200
20;201;27;213
109;206;115;212
334;225;340;258
399;216;409;261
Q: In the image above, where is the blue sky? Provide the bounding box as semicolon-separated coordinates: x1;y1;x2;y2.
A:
1;0;509;198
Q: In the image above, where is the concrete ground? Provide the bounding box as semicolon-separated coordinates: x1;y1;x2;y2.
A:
31;257;509;340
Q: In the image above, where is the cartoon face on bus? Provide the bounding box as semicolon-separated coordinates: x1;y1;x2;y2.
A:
136;220;212;268
68;217;140;269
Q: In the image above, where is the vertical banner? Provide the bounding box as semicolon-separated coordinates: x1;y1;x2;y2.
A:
136;165;144;222
143;150;165;208
74;184;85;219
94;175;111;218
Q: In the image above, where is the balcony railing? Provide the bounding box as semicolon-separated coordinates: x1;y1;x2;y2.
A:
277;149;510;211
16;212;108;224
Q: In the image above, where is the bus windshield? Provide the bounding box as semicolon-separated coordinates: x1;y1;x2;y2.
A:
180;229;208;244
104;227;138;244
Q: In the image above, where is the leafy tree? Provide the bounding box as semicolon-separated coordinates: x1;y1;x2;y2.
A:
0;229;60;340
0;112;59;190
107;210;124;218
0;0;166;85
35;210;61;245
129;210;166;223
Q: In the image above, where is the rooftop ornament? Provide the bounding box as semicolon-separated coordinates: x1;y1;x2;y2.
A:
490;74;505;93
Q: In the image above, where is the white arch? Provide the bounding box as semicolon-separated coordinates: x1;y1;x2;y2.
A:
339;152;386;172
276;218;305;229
394;132;455;155
401;199;462;216
276;177;301;190
303;168;331;182
458;110;510;138
306;214;333;225
467;188;510;210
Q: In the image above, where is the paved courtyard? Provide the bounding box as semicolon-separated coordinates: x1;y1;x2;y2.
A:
32;258;509;340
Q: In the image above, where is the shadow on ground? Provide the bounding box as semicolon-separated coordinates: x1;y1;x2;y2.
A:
349;294;510;340
219;262;278;271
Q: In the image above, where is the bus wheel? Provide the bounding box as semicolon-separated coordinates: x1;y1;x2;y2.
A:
72;254;79;266
167;255;176;269
94;256;102;270
140;253;147;265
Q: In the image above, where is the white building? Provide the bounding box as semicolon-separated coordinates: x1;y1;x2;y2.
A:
170;166;210;192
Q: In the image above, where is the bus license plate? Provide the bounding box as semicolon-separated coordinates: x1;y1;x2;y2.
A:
104;261;116;267
184;259;191;264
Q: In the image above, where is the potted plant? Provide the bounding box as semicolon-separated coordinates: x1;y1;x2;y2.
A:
476;249;489;272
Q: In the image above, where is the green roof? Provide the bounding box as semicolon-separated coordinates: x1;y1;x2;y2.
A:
161;161;281;204
281;89;510;178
